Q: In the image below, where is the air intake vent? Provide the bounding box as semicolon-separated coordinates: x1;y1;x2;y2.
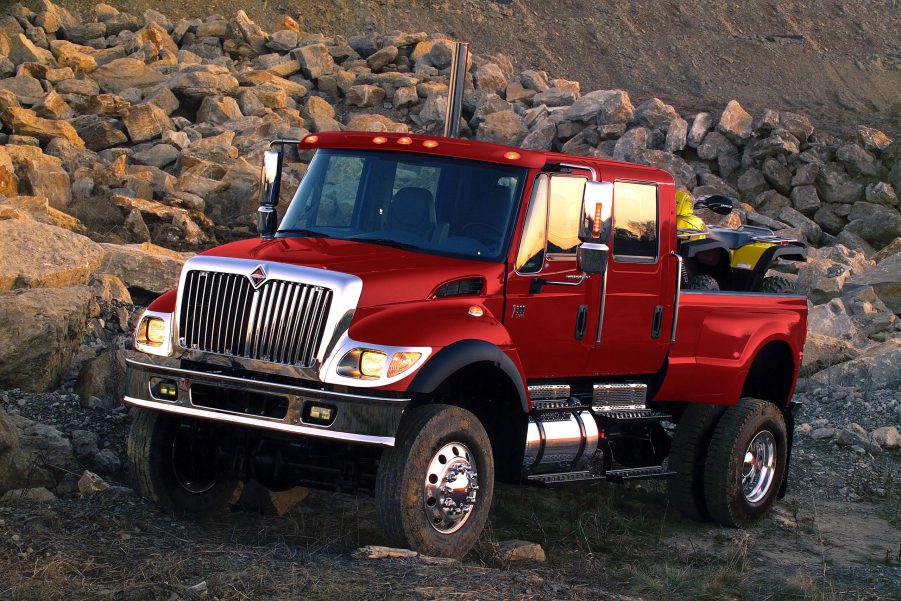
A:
434;278;483;298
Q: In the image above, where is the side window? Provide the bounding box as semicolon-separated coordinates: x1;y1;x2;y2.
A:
546;175;587;257
515;175;548;273
315;155;364;227
612;181;659;261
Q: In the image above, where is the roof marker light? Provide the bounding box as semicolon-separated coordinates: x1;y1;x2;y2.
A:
422;140;439;149
372;136;388;144
304;135;319;144
503;151;521;160
397;136;413;145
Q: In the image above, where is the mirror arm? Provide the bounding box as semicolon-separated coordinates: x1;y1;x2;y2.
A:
268;139;305;149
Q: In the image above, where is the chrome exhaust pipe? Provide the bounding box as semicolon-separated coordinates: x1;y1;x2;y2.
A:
442;41;469;138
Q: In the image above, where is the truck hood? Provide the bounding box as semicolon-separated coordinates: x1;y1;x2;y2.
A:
200;236;505;308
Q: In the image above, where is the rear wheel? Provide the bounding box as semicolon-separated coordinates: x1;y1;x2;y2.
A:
375;404;494;558
760;275;794;294
128;410;243;516
688;274;720;291
703;398;787;527
668;404;725;521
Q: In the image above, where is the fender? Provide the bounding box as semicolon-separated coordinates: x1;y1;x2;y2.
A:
679;238;730;260
408;339;529;413
147;289;177;313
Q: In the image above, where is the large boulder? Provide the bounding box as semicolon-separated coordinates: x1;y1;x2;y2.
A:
717;99;754;144
810;340;901;390
1;106;84;147
0;196;83;232
91;58;167;94
98;242;191;298
474;110;526;146
564;89;633;124
0;285;93;391
0;220;103;292
846;252;901;314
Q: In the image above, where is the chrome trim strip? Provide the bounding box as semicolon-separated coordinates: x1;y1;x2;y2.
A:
680;290;807;299
595;268;609;344
126;358;408;403
123;396;395;446
671;251;682;343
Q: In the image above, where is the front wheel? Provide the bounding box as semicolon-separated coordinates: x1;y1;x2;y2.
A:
375;404;494;558
703;398;787;527
128;410;243;516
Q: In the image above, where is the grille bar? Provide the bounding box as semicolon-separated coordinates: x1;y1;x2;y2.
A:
179;270;333;368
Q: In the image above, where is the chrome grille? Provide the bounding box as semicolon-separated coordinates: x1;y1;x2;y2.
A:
178;270;333;367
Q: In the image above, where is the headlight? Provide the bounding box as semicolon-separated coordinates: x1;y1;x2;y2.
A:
337;349;387;379
135;311;173;356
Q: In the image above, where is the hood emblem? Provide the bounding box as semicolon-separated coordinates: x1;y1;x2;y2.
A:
249;265;268;288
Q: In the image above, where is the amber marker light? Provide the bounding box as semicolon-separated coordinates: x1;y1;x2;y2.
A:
503;151;521;160
303;135;319;144
387;351;422;378
372;136;388;144
422;140;439;148
467;306;484;317
397;136;413;145
592;203;603;238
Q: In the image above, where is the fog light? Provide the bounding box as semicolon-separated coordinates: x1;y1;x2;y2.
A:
150;378;178;401
304;402;336;425
388;351;421;378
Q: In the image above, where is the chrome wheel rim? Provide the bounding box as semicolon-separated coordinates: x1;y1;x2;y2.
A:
423;442;479;534
742;430;776;503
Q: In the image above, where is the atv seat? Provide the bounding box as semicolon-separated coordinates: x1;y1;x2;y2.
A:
705;225;779;249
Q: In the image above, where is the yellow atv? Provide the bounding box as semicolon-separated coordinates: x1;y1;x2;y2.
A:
676;191;806;293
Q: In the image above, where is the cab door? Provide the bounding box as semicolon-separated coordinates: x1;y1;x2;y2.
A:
504;173;594;378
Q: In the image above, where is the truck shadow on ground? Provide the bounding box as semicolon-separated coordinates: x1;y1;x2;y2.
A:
2;480;898;600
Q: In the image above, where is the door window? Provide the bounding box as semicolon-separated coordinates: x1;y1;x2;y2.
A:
612;181;659;262
546;175;587;257
514;174;548;274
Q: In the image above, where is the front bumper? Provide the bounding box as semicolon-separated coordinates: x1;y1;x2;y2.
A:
124;356;409;446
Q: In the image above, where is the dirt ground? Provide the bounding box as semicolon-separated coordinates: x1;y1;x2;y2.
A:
32;0;901;137
1;479;899;600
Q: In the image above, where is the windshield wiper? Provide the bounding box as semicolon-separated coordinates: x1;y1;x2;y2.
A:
276;228;329;237
353;237;420;251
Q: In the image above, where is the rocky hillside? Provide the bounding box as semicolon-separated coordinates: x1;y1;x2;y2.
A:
0;2;899;598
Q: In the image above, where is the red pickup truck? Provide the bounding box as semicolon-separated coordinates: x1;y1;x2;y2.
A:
125;130;807;558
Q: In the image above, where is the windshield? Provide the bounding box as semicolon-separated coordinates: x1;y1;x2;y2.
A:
277;149;527;261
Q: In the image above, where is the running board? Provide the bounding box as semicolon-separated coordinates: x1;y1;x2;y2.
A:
526;471;604;487
605;466;675;483
594;410;672;423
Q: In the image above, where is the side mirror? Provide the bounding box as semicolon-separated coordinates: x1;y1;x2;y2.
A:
579;181;614;243
695;194;734;216
258;148;283;239
577;242;609;275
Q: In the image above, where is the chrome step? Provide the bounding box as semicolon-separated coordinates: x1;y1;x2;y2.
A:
594;410;672;422
605;466;675;483
526;470;604;486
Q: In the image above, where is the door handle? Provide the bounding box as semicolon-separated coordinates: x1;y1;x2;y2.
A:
575;304;588;340
651;305;663;339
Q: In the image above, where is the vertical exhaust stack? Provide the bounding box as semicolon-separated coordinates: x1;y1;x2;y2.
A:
442;42;470;138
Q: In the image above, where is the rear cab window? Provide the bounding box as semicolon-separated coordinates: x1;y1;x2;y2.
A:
612;181;659;263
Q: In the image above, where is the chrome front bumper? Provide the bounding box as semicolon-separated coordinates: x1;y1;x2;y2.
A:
123;356;409;446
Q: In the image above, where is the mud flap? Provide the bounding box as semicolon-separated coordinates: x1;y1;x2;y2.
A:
777;400;802;499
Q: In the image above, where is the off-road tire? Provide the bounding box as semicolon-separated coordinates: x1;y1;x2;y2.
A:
703;398;787;527
760;275;794;294
128;409;242;516
375;404;494;559
668;404;726;521
687;274;720;291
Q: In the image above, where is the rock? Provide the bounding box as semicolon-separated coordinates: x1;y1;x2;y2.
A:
133;144;178;168
816;164;863;204
7;33;53;65
0;75;42;106
530;86;577;108
474;62;507;95
865;182;897;208
93;448;121;474
91;58;166;94
497;540;546;563
717;99;753;144
846;252;901;313
0;220;103;292
791;185;821;217
49;40;97;73
687;112;713;148
843;286;897;337
696;131;734;161
873;426;900;451
664;117;688;152
122;103;172;142
352;546;419;560
810;427;835;441
367;45;398;72
0;195;82;231
170;68;239;102
98;242;190;296
565;89;633;124
240;480;309;516
520;120;556;151
632;97;679;129
345;84;385;108
0;487;57;504
777;206;822;244
613;127;649;162
737;168;769;199
70;430;99;459
393;86;418;110
636;150;695;190
2;106;84;147
872;238;901;263
234;10;267;54
0;285;93;391
238;71;305;100
762;158;792;195
294;44;336;80
33;91;74;121
71;114;128;151
520;69;550;93
857;126;892;153
792;162;819;187
778;111;815;143
801;333;859;375
807;298;860;341
836;143;881;178
267;30;298;53
475;110;526;146
843;204;901;248
78;470;109;496
344;113;407;133
811;340;901;389
196;95;242;125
